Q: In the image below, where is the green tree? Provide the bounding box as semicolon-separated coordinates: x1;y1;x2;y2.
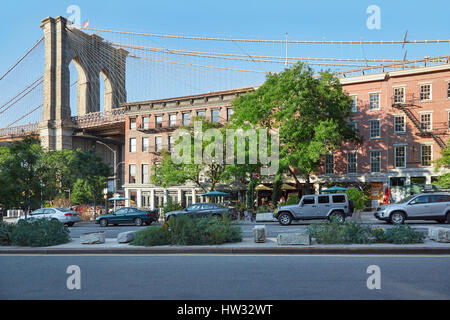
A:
271;174;282;207
231;63;361;192
0;137;44;213
433;141;450;188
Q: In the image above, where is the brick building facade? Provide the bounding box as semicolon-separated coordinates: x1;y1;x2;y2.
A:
122;64;450;209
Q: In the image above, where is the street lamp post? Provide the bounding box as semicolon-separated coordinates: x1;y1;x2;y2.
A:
96;141;117;212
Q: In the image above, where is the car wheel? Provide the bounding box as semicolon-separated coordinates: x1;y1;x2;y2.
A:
390;211;405;224
446;213;450;224
278;212;292;226
67;222;74;227
329;212;345;223
145;221;153;226
134;218;144;226
99;219;108;227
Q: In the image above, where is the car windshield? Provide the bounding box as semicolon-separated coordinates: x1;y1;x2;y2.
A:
395;195;416;203
56;208;72;212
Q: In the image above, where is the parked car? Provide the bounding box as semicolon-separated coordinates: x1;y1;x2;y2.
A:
95;207;158;227
165;203;237;221
374;192;450;224
17;207;81;226
273;193;354;225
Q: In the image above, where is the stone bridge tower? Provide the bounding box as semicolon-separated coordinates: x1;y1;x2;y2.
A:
39;16;127;150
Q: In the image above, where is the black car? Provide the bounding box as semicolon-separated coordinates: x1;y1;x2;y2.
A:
164;203;237;221
96;207;159;227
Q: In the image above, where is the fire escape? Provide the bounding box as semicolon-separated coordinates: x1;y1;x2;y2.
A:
391;93;447;149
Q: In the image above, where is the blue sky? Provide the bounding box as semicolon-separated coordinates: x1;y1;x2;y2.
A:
0;0;449;126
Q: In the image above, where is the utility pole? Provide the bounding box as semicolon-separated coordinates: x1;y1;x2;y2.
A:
96;141;117;214
285;32;288;68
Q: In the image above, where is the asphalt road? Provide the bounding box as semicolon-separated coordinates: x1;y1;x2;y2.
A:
67;219;449;239
1;254;449;300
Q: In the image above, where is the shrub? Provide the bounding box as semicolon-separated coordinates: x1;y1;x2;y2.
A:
10;218;70;247
0;221;15;246
130;214;242;246
307;217;376;244
131;226;170;246
346;188;364;211
307;218;425;244
162;198;183;215
376;224;424;244
286;195;300;205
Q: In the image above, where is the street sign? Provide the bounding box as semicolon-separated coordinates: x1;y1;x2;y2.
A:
107;180;115;193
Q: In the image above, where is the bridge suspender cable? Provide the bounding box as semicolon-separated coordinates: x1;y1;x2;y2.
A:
0;37;44;82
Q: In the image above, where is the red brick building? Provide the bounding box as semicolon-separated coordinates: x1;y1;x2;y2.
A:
122;64;450;209
122;87;254;208
312;64;450;204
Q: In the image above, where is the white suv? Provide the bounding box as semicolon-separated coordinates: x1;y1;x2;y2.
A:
17;207;81;226
374;193;450;224
274;193;354;225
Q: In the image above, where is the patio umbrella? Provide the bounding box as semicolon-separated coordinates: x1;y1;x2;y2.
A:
281;184;296;190
321;186;347;193
201;191;230;197
108;196;129;201
255;184;272;191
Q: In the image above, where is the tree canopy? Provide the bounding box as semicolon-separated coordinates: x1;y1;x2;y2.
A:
230;62;361;189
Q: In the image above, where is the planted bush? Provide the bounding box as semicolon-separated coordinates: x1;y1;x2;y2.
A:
307;217;425;244
377;224;425;244
131;225;170;246
0;221;15;246
10;219;70;247
130;214;242;246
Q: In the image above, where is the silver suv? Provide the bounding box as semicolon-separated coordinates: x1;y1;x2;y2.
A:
273;193;354;225
375;192;450;224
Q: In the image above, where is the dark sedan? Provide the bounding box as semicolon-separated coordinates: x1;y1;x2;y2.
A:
96;207;159;227
164;203;237;221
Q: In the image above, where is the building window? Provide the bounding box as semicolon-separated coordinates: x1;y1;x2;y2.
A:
211;109;220;123
197;110;206;118
142;116;150;129
169;114;177;127
325;154;334;174
447;82;450;99
347;152;357;174
448;111;450;130
129;164;136;184
182;113;191;126
142;137;149;152
370;120;380;139
394;145;406;168
421;145;432;167
155;115;163;128
155;136;162;152
420;84;431;101
129;118;136;130
393;87;405;104
420;113;432;132
370;151;381;173
129;138;136;153
142;164;149;184
369;93;380;110
351;95;357;112
227;108;234;121
168;136;174;151
394;115;405;133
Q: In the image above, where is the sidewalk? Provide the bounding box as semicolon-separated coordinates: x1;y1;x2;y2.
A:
1;237;450;255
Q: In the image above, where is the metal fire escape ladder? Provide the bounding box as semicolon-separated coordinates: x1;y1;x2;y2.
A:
392;102;446;149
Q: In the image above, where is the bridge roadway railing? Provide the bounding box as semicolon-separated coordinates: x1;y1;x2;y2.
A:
0;122;39;138
0;107;126;138
71;107;126;128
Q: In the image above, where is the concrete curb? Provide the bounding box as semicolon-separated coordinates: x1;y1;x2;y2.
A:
1;246;450;255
